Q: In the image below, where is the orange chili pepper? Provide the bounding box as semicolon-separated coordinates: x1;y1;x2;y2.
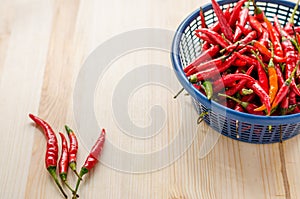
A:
252;40;286;62
255;43;278;111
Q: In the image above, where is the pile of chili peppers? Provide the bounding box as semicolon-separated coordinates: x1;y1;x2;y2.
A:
29;114;106;199
185;0;300;116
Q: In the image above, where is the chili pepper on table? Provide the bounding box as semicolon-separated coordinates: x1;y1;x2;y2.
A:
271;62;299;110
64;125;81;180
218;93;264;115
211;0;234;41
29;114;68;199
73;129;106;198
233;1;250;42
58;132;77;196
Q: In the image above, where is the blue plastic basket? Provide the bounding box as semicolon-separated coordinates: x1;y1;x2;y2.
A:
171;0;300;144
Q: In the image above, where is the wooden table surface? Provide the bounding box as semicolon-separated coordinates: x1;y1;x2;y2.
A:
1;0;300;198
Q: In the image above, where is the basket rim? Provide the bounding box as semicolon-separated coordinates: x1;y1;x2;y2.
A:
171;0;300;125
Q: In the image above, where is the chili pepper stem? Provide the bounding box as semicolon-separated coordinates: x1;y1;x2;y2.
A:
289;0;300;25
173;88;185;99
48;167;68;199
63;179;79;197
69;162;82;180
73;167;89;197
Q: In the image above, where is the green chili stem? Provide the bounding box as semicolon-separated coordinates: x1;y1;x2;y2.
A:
70;162;83;180
173;88;185;99
73;167;89;198
48;167;68;199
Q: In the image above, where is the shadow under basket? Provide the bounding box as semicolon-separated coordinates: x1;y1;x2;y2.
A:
171;0;300;144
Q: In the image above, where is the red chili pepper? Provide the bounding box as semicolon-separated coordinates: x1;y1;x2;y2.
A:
280;96;290;115
273;16;290;39
58;133;69;181
58;132;77;195
186;53;229;76
235;52;257;66
213;73;256;93
195;32;217;45
236;24;253;36
211;0;234;41
258;29;269;47
246;80;271;115
284;0;300;30
64;125;81;180
251;50;269;93
233;1;250;42
284;26;300;35
281;37;300;96
29;114;68;199
184;45;220;73
252;0;265;22
255;44;279;112
225;65;255;96
249;16;263;36
275;64;285;88
222;31;257;53
209;6;231;33
264;17;284;58
196;28;229;48
189;52;239;83
199;7;207;29
233;59;247;67
272;62;299;110
234;104;245;112
218;93;264;115
74;129;106;196
289;90;300;113
229;0;248;27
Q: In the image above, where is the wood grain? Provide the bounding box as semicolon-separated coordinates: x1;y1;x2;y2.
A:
0;0;299;198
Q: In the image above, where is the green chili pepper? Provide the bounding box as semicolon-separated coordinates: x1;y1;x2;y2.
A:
202;81;213;100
